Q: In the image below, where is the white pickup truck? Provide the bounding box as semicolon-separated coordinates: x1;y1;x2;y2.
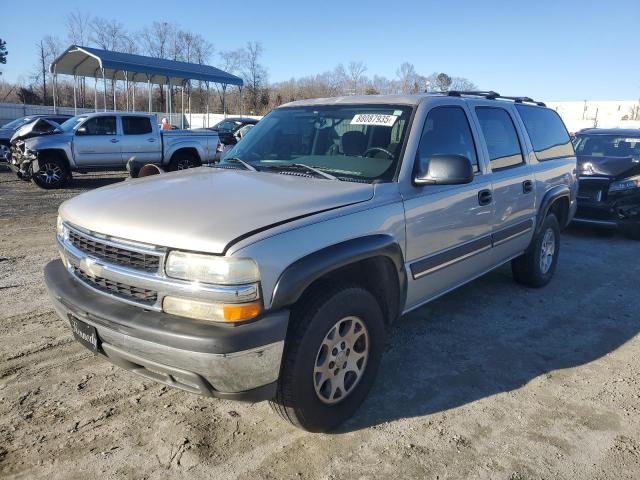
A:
8;112;219;188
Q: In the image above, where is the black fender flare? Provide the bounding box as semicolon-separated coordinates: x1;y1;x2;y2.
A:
537;185;571;232
270;234;407;316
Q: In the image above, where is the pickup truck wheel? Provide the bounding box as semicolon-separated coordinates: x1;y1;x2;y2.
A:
270;285;385;432
31;158;69;189
511;213;560;287
168;152;200;171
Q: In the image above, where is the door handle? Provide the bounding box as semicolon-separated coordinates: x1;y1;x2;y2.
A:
478;189;493;206
110;138;119;143
522;180;533;193
147;138;156;142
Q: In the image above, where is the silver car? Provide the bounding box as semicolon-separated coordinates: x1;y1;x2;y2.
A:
45;92;577;431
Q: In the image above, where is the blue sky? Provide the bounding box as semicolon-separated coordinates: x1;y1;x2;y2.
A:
1;0;639;101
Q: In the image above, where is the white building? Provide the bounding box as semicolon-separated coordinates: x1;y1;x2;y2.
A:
546;100;640;133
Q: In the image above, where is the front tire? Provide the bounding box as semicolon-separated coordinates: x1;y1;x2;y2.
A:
31;158;69;189
511;213;560;287
167;152;200;171
270;285;386;432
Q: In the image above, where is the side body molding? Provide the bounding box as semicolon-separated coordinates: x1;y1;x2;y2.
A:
270;235;407;315
537;185;571;231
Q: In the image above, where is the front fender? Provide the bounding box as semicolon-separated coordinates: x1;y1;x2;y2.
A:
537;185;571;231
270;234;407;312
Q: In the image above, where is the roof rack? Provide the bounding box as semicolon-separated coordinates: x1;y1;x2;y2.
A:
446;90;546;107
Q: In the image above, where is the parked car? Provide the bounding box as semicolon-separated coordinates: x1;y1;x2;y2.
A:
209;117;259;159
218;124;256;159
0;114;71;162
8;112;219;188
572;128;640;239
45;92;576;432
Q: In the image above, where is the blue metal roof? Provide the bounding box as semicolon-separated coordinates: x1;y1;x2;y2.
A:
50;45;243;86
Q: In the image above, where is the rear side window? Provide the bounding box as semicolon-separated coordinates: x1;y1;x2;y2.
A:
515;105;574;160
418;106;479;173
123;116;152;135
475;107;524;170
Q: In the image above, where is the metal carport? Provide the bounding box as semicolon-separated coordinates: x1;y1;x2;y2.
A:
50;45;244;127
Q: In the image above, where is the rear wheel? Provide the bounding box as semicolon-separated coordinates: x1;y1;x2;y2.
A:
31;158;69;189
511;213;560;287
270;285;385;432
168;152;200;171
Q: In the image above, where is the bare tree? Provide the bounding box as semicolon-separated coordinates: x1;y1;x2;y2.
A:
450;76;477;91
396;62;417;94
241;41;267;114
346;61;367;95
65;11;91;106
90;17;129;51
66;11;91;45
34;36;62;105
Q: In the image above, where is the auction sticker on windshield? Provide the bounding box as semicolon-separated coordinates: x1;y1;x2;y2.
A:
351;113;398;127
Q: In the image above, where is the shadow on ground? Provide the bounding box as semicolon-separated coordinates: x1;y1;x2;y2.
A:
341;230;639;432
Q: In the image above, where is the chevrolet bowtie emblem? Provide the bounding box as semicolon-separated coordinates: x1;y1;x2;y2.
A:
80;257;103;278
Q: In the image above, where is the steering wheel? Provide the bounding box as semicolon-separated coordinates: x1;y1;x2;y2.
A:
363;147;394;160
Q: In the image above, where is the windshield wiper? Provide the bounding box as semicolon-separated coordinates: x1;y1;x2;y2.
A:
224;157;257;171
269;163;338;180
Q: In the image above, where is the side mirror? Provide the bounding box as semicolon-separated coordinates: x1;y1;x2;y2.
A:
414;154;474;186
76;126;87;136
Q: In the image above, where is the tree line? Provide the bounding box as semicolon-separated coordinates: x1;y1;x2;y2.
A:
0;12;477;116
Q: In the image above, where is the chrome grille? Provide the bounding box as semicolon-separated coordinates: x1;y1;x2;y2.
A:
73;267;158;305
69;230;160;273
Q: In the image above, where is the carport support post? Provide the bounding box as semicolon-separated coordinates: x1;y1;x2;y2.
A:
101;68;107;112
181;82;184;129
147;76;152;113
222;84;227;117
188;82;192;129
168;79;172;124
113;71;118;111
73;74;77;115
94;76;98;112
205;82;210;127
124;71;129;111
52;65;57;112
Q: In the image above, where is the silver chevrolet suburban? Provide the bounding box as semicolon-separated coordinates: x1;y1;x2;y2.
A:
44;91;577;432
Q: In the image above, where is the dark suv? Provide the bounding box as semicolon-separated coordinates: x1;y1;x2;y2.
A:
210;117;259;158
573;128;640;239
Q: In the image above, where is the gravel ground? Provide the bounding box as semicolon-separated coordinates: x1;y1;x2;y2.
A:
0;167;639;480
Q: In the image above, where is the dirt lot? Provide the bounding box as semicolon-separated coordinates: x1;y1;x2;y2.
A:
0;167;639;480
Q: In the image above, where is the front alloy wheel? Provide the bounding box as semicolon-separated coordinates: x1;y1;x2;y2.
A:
32;159;69;189
313;316;369;404
539;227;556;274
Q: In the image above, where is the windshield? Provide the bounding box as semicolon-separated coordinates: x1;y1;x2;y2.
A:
574;134;640;158
214;120;241;132
2;117;31;130
220;104;413;182
58;115;87;132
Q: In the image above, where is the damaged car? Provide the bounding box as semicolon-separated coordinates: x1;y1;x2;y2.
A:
573;128;640;239
0;114;71;162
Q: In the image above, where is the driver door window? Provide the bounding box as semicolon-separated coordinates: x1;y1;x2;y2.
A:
79;116;117;136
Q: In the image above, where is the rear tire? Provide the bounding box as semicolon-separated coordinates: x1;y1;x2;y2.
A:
167;152;200;171
270;285;386;432
31;157;69;189
511;213;560;288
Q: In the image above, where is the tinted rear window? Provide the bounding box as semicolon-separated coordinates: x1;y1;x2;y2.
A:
515;105;574;160
123;116;152;135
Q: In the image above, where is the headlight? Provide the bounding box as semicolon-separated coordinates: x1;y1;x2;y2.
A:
165;251;259;285
162;296;262;323
56;215;68;240
609;175;640;193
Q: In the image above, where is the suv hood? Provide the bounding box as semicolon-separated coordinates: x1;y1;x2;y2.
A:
577;155;640;179
60;168;374;254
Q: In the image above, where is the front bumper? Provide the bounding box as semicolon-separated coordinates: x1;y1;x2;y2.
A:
44;259;289;402
574;192;640;228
